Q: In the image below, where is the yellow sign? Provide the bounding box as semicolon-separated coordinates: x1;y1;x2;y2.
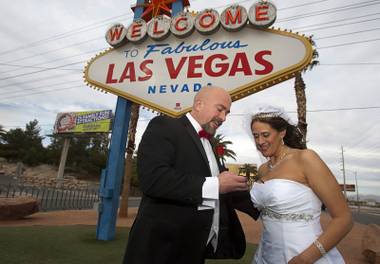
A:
53;110;112;134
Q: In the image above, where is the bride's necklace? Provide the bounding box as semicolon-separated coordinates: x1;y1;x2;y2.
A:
268;148;288;171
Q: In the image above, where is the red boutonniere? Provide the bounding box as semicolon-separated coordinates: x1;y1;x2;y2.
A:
215;144;225;156
214;144;226;167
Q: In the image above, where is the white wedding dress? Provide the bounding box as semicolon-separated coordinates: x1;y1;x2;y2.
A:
250;179;345;264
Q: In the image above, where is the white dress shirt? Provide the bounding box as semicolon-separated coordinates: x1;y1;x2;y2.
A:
186;113;220;250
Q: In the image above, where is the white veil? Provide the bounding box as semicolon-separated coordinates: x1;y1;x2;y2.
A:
242;104;296;165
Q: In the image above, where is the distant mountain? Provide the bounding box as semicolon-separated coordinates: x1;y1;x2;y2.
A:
348;194;380;202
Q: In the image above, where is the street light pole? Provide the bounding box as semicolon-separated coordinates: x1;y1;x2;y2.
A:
354;171;360;213
341;146;347;199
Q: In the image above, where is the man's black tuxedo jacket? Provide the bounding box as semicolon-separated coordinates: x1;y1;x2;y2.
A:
123;115;258;264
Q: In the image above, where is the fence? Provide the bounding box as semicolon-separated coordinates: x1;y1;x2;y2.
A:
0;184;100;211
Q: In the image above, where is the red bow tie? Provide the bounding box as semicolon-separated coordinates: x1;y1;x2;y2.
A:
198;130;212;140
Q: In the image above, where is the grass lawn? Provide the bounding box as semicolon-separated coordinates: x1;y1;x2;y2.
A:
0;225;256;264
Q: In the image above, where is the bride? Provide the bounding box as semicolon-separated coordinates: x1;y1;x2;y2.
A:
248;106;353;263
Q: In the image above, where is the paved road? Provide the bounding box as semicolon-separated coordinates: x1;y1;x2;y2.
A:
352;210;380;225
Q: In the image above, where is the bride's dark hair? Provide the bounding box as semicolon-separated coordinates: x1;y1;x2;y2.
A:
250;116;306;149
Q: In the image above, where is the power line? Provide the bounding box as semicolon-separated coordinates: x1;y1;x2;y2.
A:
0;12;133;57
346;122;380;149
0;47;103;75
314;27;380;40
0;80;80;96
293;12;380;31
277;0;380;23
0;61;86;81
277;0;329;11
0;85;84;101
319;38;380;49
230;106;380;116
349;139;380;155
301;106;380;112
356;140;380;151
0;62;82;71
319;62;380;66
0;72;80;89
360;144;380;155
1;37;102;65
298;17;380;32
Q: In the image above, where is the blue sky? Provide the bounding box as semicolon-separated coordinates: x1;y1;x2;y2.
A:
0;0;379;196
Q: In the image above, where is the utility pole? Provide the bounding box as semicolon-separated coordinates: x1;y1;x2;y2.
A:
340;146;347;200
354;171;360;213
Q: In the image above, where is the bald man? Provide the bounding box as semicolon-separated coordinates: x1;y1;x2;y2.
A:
123;87;259;264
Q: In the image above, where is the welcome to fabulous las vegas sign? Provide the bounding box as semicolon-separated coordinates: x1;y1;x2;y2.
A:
84;1;313;117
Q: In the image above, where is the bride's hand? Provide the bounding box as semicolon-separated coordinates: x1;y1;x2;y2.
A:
288;254;313;264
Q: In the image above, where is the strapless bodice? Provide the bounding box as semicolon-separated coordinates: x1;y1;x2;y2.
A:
251;179;321;222
250;179;345;264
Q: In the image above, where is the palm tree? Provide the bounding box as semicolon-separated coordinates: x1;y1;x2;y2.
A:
211;134;237;166
239;163;258;178
0;125;6;141
294;36;319;148
239;163;258;187
119;103;140;218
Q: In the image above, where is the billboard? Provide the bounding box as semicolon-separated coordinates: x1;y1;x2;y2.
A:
53;110;113;134
339;184;356;192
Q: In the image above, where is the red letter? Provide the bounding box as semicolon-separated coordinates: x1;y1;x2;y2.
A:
153;20;164;34
199;12;215;28
106;64;118;84
108;27;123;41
119;62;136;82
188;55;204;78
174;17;187;31
225;8;242;25
205;54;229;77
131;24;142;38
138;60;153;81
256;5;269;21
229;53;252;76
165;57;188;79
255;50;273;75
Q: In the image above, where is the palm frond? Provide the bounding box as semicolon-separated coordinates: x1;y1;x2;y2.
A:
212;133;236;161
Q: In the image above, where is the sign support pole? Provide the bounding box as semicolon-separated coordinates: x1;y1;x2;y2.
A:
172;0;185;15
56;137;70;186
96;98;131;240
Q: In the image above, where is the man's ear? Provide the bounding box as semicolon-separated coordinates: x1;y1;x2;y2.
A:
194;99;203;112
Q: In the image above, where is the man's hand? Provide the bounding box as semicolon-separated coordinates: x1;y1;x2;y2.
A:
218;172;249;194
